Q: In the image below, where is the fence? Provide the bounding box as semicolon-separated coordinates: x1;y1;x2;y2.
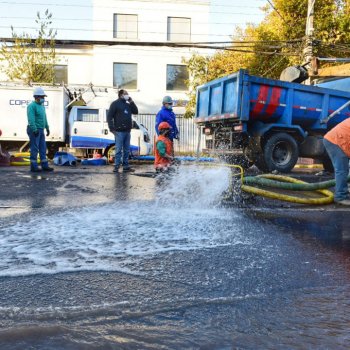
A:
135;114;205;154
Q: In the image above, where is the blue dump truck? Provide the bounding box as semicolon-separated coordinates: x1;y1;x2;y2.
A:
195;69;350;172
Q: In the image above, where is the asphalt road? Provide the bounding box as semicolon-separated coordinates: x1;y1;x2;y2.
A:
0;164;349;349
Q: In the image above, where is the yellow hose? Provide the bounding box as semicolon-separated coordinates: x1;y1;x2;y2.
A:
199;162;334;205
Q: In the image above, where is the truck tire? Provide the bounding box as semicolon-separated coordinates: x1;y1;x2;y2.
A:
262;133;299;173
254;155;269;172
105;145;115;164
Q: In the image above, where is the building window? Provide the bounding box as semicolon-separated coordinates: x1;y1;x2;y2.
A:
167;17;191;42
53;65;68;84
113;63;138;89
166;64;189;91
113;14;138;39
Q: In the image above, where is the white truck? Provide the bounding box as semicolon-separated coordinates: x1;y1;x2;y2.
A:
0;84;153;159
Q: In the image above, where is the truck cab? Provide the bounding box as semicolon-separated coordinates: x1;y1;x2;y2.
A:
68;106;152;156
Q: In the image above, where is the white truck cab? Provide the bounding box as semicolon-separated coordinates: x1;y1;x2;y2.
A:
0;84;153;159
68;106;152;156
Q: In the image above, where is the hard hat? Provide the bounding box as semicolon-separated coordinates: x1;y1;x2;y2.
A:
33;87;47;97
158;122;172;131
162;95;173;104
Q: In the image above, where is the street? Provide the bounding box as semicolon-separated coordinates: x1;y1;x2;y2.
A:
0;164;349;349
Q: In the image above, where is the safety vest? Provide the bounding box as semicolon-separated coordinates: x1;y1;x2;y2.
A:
324;118;350;158
154;135;173;168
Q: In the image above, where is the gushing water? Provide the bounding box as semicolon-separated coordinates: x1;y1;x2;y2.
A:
155;164;232;208
0;165;247;277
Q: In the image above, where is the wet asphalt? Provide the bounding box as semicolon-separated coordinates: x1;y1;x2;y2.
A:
0;164;350;349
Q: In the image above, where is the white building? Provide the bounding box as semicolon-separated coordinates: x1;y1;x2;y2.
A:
1;0;210;114
90;0;210;113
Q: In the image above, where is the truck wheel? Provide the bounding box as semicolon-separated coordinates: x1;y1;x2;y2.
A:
322;155;334;173
105;146;115;164
262;133;299;173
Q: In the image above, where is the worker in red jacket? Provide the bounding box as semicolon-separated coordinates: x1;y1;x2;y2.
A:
323;118;350;205
154;122;174;173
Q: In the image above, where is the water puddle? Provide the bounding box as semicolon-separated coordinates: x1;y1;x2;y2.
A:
0;165;251;277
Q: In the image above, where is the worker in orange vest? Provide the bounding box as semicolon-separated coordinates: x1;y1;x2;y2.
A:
154;121;174;173
323;118;350;205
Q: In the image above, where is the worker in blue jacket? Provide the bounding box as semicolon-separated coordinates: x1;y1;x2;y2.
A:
155;96;179;143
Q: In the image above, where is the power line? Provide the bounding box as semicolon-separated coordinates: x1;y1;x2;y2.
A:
0;25;265;39
0;0;267;10
0;1;265;15
261;55;287;76
266;0;290;27
0;16;259;26
0;36;301;56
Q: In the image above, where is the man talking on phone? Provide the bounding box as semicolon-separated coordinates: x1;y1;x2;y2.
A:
107;89;138;173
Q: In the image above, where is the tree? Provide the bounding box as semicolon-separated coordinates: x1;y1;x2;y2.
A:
0;9;57;84
184;0;350;117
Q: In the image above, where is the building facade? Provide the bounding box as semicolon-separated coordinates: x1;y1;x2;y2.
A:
90;0;210;113
0;0;210;114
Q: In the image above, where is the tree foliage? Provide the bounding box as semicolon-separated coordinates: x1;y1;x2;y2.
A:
0;9;57;84
184;0;350;117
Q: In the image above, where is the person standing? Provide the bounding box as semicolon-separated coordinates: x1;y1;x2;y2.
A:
107;89;138;173
154;122;174;173
323;117;350;205
155;96;179;146
27;87;54;172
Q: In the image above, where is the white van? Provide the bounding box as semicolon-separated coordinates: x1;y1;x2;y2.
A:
0;84;153;158
68;105;152;158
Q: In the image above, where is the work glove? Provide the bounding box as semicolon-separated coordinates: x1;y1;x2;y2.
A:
33;130;39;137
46;129;50;137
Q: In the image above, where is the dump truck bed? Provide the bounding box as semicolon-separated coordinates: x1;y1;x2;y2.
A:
195;69;350;131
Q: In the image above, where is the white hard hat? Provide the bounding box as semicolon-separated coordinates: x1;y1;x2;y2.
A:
33;87;47;97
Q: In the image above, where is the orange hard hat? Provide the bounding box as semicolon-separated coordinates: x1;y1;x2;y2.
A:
158;122;171;131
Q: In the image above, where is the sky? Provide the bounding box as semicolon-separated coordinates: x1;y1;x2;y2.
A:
0;0;268;42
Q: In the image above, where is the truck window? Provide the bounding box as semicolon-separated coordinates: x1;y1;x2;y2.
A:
76;109;99;122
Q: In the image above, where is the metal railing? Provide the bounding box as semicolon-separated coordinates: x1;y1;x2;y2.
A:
135;114;205;154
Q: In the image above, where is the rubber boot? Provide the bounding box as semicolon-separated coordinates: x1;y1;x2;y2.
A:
30;163;42;172
123;167;135;173
41;161;54;172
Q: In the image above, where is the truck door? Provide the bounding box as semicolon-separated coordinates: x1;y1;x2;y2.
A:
102;109;115;148
130;119;144;156
70;107;105;148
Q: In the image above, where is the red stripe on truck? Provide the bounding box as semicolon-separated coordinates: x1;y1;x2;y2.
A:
251;85;269;117
264;87;282;117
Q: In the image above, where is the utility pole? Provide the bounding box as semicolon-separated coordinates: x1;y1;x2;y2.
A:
304;0;318;76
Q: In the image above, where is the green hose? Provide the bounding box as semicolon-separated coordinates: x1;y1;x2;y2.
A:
244;174;350;191
198;162;346;205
